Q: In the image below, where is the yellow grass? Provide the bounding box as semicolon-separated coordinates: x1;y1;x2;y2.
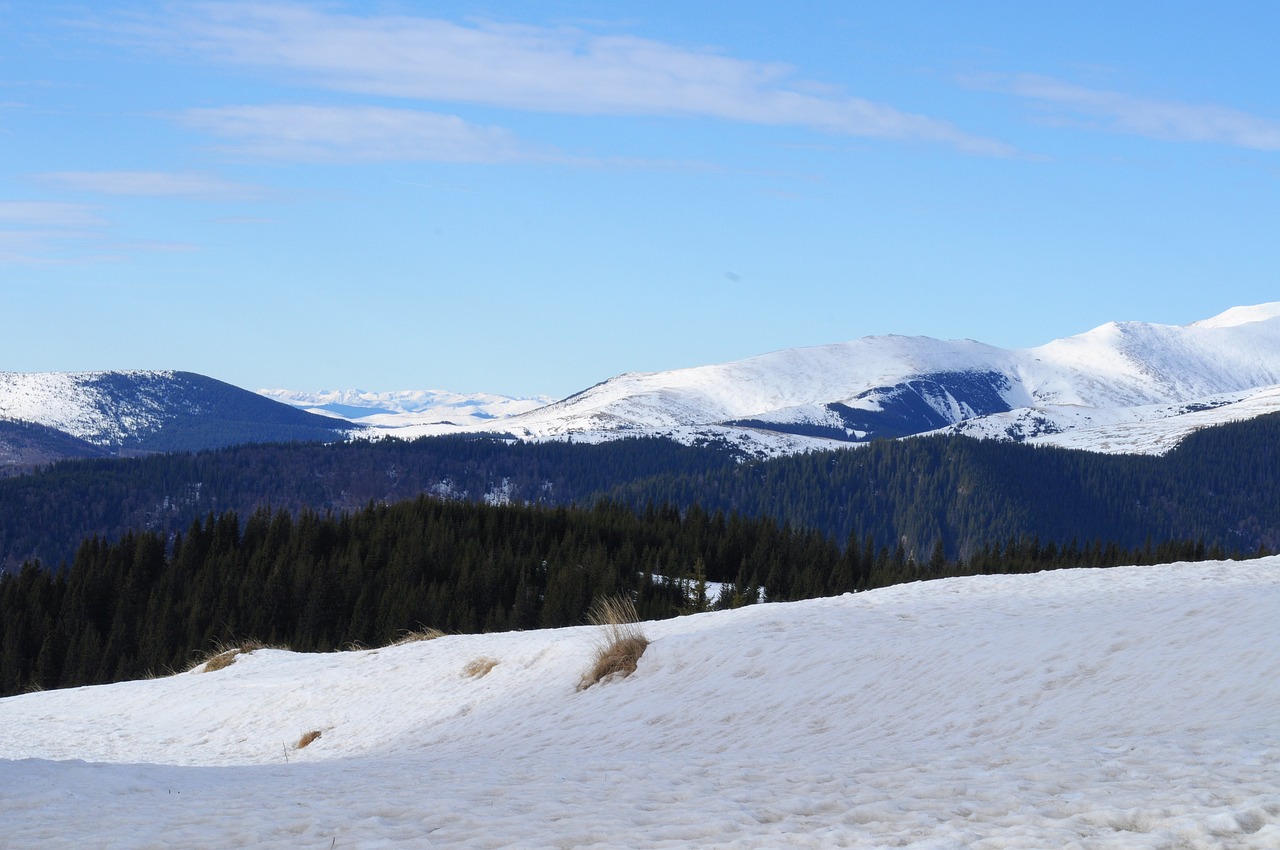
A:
394;627;446;645
577;596;650;690
463;657;500;678
192;640;268;673
296;730;323;749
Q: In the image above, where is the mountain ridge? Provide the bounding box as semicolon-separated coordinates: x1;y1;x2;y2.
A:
0;370;354;467
450;302;1280;455
8;303;1280;465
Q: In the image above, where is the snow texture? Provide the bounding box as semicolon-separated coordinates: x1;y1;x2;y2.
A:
0;370;177;445
2;558;1278;848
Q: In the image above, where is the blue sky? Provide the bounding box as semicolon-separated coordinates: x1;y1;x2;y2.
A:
3;1;1279;398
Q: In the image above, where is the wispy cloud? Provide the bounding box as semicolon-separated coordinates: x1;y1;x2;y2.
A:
978;73;1280;150
116;2;1014;157
0;202;97;264
0;201;102;227
36;170;266;200
0;201;192;265
179;105;554;163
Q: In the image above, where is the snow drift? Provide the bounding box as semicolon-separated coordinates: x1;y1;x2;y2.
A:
2;558;1278;848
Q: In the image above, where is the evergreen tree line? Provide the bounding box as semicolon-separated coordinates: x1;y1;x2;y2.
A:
0;495;1247;697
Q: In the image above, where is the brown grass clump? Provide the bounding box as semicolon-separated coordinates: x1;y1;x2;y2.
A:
577;596;649;691
463;657;499;679
296;730;323;749
193;640;267;673
394;627;446;645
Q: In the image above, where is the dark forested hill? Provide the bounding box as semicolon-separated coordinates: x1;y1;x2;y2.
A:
602;415;1280;560
2;414;1278;575
0;436;741;571
0;419;112;475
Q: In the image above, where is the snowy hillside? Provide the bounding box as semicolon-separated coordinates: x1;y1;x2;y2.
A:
458;302;1280;456
0;369;183;445
2;558;1277;848
0;370;352;459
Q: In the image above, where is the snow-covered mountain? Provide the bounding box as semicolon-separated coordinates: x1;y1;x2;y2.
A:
257;387;552;428
3;557;1277;847
10;304;1280;465
0;370;353;463
463;302;1280;456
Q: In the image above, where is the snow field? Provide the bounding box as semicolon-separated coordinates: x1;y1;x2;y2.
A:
2;559;1278;848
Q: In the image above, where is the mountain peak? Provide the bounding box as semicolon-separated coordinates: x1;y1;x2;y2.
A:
1189;301;1280;329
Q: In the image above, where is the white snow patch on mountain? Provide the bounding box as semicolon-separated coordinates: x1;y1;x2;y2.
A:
943;384;1280;454
2;558;1278;848
0;370;177;444
1190;301;1280;328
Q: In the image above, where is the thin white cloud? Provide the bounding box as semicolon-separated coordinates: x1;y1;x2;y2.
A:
0;202;100;263
0;229;99;265
37;170;265;200
982;73;1280;150
179;105;551;163
124;2;1014;157
0;201;102;227
0;201;193;265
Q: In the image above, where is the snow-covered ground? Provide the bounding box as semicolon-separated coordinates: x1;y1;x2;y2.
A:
3;558;1278;848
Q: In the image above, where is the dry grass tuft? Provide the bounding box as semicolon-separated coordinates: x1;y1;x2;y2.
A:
394;627;446;645
577;596;649;691
193;639;267;673
463;656;499;679
200;649;241;673
296;730;323;749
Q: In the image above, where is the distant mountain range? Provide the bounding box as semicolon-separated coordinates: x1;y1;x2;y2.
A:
5;303;1280;470
300;302;1280;457
257;387;553;427
0;370;352;470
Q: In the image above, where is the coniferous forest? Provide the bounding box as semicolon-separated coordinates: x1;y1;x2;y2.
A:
0;493;1237;698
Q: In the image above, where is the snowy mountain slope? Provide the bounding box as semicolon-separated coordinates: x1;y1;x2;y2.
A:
941;384;1280;454
2;558;1277;848
500;336;1025;436
473;303;1280;455
0;370;354;458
